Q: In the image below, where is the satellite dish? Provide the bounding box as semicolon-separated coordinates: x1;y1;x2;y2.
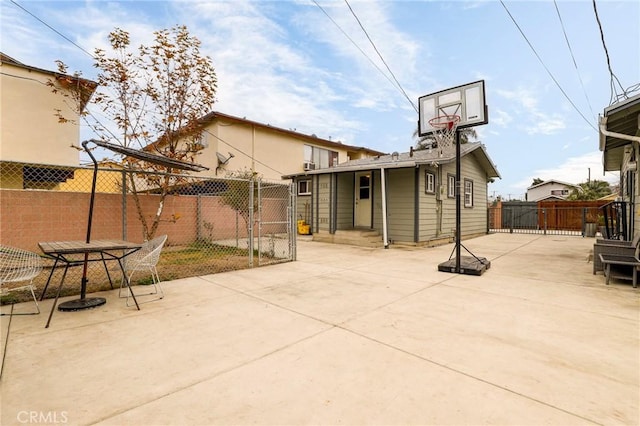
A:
216;151;235;165
216;151;235;175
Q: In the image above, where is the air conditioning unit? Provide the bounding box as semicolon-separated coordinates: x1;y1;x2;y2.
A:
303;162;316;171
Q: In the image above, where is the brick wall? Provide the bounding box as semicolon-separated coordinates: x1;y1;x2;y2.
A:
0;189;269;252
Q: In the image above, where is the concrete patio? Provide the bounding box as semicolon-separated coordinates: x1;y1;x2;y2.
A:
1;233;638;425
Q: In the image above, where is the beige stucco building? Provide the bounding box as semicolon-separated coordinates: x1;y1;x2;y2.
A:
185;112;385;181
0;53;97;189
1;53;382;192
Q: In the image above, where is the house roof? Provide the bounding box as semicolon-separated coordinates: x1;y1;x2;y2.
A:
1;52;98;112
535;195;567;201
526;179;580;191
284;142;500;179
198;111;386;157
599;92;640;171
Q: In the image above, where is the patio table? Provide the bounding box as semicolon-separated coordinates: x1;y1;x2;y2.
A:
39;239;142;327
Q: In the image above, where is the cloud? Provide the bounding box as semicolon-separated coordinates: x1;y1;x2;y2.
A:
462;1;491;10
2;0;426;147
491;109;512;127
496;87;539;112
496;87;566;135
292;0;424;111
512;151;619;191
525;115;566;135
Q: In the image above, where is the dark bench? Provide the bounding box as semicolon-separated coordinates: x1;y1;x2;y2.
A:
593;234;640;274
598;253;639;288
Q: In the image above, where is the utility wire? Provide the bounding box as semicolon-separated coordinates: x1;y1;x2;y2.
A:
310;0;403;97
0;71;49;85
553;0;596;122
9;0;95;60
9;0;287;176
500;0;597;132
623;83;640;98
343;0;418;113
203;128;285;177
592;0;627;105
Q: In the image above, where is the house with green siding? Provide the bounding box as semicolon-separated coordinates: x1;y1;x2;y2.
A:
285;142;500;248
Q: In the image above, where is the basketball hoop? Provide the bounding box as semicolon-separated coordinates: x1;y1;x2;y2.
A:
428;114;460;157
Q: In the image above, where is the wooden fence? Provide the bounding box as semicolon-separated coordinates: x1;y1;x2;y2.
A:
489;200;614;236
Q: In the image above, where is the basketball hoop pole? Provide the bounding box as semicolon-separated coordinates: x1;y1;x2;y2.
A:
455;128;461;272
447;127;489;275
420;80;491;276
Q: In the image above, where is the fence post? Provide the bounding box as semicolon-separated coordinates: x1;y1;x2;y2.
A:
196;194;202;241
248;178;254;267
543;208;547;235
257;178;262;265
290;182;297;261
582;208;587;237
236;211;239;247
121;169;127;241
509;208;514;233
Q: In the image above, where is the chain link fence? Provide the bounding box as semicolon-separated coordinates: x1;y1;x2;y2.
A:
0;161;295;303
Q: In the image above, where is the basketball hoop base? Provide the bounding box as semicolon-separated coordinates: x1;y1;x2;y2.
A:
438;256;491;276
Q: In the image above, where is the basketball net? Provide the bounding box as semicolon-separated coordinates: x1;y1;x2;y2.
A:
428;115;460;157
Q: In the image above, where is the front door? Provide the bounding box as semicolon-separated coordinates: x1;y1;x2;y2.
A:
355;172;371;227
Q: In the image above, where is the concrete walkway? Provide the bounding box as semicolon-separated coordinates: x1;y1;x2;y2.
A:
1;233;638;425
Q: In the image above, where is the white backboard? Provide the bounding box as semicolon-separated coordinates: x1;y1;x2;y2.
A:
418;80;488;137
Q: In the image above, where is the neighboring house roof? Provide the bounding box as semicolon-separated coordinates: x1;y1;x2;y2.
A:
284;142;500;178
1;52;97;111
196;111;387;157
536;195;567;201
526;179;580;191
599;92;640;171
597;192;618;201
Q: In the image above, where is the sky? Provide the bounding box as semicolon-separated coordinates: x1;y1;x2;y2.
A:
1;0;638;199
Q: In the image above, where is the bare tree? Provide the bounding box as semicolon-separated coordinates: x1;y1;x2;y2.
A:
51;26;217;240
219;169;260;237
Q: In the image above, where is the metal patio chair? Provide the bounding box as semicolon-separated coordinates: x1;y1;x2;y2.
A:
120;235;167;306
0;245;43;316
1;245;43;379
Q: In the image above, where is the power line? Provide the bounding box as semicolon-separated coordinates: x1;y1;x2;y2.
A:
592;0;627;105
9;0;95;60
343;0;418;113
310;0;410;109
9;0;287;176
499;0;597;132
81;108;287;176
203;128;285;177
553;0;596;122
0;71;49;85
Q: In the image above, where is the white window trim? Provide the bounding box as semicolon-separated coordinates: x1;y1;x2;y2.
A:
298;180;311;196
464;179;474;207
447;174;456;198
425;171;435;194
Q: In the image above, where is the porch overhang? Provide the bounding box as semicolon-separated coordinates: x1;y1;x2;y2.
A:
599;93;640;172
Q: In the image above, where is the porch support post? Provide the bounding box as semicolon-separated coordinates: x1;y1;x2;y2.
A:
330;173;337;234
381;167;389;249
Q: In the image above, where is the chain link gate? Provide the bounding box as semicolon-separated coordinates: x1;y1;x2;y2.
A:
254;179;296;266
